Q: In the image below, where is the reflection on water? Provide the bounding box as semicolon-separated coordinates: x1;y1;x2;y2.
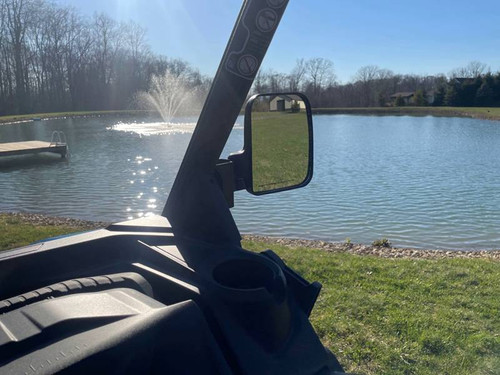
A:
108;121;197;136
0;154;67;170
107;120;243;136
1;115;500;250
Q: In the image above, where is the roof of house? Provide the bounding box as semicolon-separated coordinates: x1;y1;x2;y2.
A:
390;92;414;99
270;94;294;102
453;77;475;84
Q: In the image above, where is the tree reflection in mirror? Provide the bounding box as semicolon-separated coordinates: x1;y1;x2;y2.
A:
251;94;310;193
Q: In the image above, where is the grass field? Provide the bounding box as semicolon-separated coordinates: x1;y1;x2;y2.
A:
0;110;153;124
2;214;498;375
313;106;500;121
0;214;98;250
251;110;310;192
245;239;500;375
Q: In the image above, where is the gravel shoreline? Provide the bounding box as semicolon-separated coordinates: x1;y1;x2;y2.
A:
242;235;500;260
1;212;109;230
2;212;499;260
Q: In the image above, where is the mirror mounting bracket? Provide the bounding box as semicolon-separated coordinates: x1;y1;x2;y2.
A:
214;150;249;208
227;150;249;191
215;159;236;208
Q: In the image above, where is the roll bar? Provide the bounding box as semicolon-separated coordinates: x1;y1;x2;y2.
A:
163;0;289;245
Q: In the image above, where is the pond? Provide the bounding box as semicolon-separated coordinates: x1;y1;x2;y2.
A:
1;114;499;250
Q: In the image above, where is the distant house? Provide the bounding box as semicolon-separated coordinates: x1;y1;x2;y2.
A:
452;77;475;85
390;91;436;106
269;95;305;111
390;92;414;106
270;95;293;111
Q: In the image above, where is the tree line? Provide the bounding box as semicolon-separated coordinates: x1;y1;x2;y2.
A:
1;0;499;116
0;0;209;116
253;60;500;108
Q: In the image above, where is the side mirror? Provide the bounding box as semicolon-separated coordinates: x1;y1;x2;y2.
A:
228;93;313;196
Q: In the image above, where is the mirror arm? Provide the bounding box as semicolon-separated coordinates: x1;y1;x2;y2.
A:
215;159;236;208
228;150;249;191
214;152;248;208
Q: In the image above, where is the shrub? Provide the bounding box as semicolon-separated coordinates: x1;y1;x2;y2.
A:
414;89;428;106
372;238;391;247
395;95;405;106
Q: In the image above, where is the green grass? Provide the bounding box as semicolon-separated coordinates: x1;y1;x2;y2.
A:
314;106;500;121
244;239;500;375
0;110;153;124
0;214;88;250
2;217;499;374
251;111;309;191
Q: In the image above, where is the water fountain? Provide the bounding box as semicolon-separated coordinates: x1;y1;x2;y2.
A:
136;69;196;123
110;69;199;136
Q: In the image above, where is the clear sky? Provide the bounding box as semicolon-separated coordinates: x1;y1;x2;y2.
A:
55;0;500;83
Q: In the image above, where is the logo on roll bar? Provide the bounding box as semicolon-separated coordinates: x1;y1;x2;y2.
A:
266;0;286;8
238;55;258;76
256;9;277;32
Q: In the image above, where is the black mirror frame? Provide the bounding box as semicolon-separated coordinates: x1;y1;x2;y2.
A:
243;92;314;196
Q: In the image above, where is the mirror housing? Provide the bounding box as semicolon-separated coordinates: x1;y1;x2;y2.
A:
227;92;313;196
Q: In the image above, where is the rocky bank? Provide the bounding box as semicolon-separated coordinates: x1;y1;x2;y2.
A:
2;212;499;260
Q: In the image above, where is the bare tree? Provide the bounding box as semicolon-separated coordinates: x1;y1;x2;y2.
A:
306;58;335;91
92;13;118;94
353;65;382;106
449;61;489;78
4;0;38;112
288;58;306;91
122;21;149;61
304;57;336;106
252;70;266;94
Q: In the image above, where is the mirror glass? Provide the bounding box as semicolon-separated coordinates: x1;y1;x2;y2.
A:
250;94;311;193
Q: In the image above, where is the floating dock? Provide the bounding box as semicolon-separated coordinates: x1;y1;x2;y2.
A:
0;140;67;158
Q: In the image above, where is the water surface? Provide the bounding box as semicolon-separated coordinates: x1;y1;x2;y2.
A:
1;114;499;250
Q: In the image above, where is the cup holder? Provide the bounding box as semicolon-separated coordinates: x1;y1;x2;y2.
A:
212;255;291;351
213;258;275;291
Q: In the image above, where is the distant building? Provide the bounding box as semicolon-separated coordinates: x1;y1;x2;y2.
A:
390;91;436;106
390;92;415;105
269;95;306;111
452;77;475;85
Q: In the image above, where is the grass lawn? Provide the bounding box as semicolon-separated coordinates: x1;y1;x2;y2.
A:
244;239;500;375
0;214;96;250
0;110;153;124
1;215;499;375
251;110;309;192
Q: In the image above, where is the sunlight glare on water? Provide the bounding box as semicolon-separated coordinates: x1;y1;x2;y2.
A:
1;115;499;250
107;121;197;136
107;121;243;136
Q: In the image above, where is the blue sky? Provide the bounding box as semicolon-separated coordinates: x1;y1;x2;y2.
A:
56;0;500;83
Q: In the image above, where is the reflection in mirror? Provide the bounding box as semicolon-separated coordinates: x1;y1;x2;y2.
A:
251;94;310;193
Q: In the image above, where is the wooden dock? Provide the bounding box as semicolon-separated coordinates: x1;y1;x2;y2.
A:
0;140;67;158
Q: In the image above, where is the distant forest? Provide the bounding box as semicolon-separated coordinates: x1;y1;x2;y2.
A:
256;60;500;108
1;0;499;116
0;0;210;115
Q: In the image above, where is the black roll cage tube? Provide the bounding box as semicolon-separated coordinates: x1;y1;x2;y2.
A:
163;0;290;245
